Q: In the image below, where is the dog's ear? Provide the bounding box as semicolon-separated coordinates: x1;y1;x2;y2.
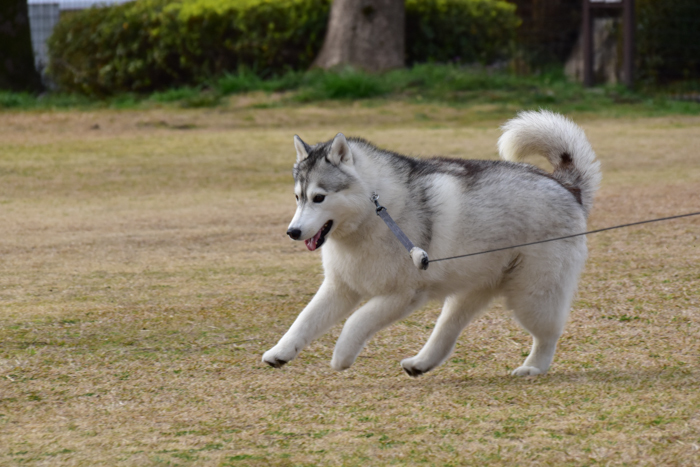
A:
328;133;353;166
294;135;311;162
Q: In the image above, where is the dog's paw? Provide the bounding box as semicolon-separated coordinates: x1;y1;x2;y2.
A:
262;347;295;368
263;356;288;368
330;355;353;372
511;365;545;376
400;357;429;378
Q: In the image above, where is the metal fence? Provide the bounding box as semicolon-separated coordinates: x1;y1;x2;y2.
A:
27;0;134;74
512;0;700;87
26;0;700;89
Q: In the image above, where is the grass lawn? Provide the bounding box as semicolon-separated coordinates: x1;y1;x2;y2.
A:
0;100;699;465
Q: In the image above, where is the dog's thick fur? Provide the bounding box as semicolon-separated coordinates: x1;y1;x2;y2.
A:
263;110;601;377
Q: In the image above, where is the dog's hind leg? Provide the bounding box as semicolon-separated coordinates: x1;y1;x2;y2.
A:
330;292;428;371
507;280;577;376
401;291;492;377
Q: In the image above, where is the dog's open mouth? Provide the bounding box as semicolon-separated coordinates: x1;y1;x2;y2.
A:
305;220;333;251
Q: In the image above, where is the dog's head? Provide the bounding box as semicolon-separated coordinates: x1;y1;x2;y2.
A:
286;133;365;250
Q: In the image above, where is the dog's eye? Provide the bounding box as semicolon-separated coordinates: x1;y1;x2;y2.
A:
313;194;325;203
295;194;299;201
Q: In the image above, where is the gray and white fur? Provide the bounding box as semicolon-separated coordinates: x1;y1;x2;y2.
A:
263;110;601;377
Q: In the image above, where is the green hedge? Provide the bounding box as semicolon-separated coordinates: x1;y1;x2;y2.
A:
48;0;519;95
48;0;329;95
405;0;519;65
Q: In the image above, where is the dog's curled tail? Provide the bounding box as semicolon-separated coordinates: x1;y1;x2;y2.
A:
498;110;601;216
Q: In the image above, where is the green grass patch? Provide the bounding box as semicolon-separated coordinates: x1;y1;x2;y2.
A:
198;64;700;116
3;64;700;116
0;91;93;110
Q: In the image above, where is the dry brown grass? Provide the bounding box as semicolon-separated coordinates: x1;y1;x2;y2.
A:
0;103;699;466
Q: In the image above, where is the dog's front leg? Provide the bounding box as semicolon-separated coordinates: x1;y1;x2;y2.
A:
262;280;359;368
331;292;427;371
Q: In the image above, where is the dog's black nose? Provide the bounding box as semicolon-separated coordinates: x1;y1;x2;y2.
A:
287;228;302;240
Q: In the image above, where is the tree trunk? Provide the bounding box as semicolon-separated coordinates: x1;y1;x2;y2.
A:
313;0;405;72
0;0;43;92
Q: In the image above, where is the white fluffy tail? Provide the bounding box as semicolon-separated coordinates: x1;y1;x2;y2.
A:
498;110;601;216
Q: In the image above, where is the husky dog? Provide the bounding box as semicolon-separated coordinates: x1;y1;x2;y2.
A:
263;110;601;377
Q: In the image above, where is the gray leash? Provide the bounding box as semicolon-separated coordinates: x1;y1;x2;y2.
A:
370;193;700;271
371;193;429;270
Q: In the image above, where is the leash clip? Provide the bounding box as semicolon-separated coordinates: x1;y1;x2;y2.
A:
370;192;385;214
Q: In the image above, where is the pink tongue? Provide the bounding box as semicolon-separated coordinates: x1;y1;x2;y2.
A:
305;228;323;251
